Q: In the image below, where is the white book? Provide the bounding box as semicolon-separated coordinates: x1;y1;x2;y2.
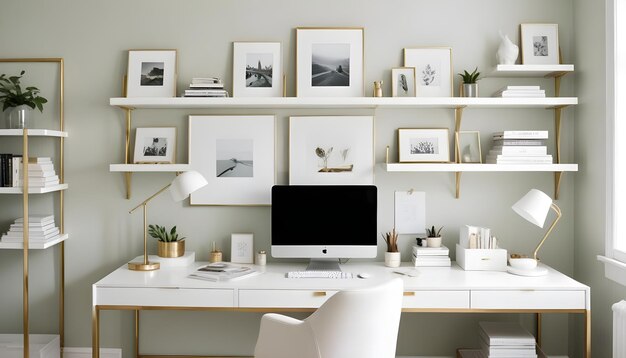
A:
25;170;57;178
411;259;451;267
499;85;541;91
486;155;553;164
491;139;546;146
191;77;222;83
10;222;56;231
480;340;537;357
27;157;52;163
478;322;537;346
188;83;225;88
413;245;449;256
18;179;60;187
20;163;55;171
15;215;55;224
412;254;450;261
489;146;548;156
19;175;59;183
492;131;549;139
2;233;60;243
3;230;60;241
498;92;546;98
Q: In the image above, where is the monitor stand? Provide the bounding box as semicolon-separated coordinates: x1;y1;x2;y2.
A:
306;258;342;271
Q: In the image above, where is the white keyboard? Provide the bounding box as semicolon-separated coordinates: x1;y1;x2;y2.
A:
286;270;355;279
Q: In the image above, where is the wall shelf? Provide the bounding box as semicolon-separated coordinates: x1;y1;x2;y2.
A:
0;234;69;250
0;184;69;194
0;129;68;137
489;64;575;78
384;163;578;172
109;164;191;172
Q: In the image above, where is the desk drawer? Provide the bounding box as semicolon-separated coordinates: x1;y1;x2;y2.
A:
403;290;470;309
95;287;235;307
239;289;338;308
471;290;586;310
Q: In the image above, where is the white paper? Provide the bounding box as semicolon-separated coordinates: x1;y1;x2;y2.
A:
394;191;425;234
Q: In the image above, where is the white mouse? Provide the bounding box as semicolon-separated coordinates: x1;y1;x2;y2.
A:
357;273;371;279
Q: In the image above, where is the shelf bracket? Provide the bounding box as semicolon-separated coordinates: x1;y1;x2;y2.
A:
553;106;563;200
554;171;563;200
554;74;562;97
454;106;466;163
455;172;462;199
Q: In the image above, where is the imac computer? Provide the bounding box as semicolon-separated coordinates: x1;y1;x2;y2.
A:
271;185;377;271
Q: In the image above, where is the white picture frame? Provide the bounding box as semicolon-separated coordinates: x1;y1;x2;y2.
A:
520;23;560;65
133;127;176;164
296;27;364;97
232;42;283;97
189;115;275;206
398;128;450;163
391;67;416;97
289;116;374;184
404;47;453;97
126;49;177;98
231;233;254;264
456;131;482;164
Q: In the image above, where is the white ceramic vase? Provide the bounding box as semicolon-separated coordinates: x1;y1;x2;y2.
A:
426;236;442;248
384;251;401;268
496;32;519;65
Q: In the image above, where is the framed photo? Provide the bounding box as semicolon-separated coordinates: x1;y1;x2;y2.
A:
133;127;176;164
456;131;482;163
404;47;453;97
289;116;374;184
398;128;450;163
296;27;364;97
126;49;177;97
391;67;416;97
231;233;254;264
232;42;283;97
520;24;560;65
189;115;275;206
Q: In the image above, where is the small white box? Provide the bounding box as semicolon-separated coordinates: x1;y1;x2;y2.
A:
456;244;507;271
0;334;60;358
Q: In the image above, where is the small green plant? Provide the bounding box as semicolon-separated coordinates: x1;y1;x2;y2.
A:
148;224;185;242
458;67;481;84
0;70;48;112
425;225;443;238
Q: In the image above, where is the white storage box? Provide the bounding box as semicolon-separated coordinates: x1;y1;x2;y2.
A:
0;334;60;358
456;244;507;271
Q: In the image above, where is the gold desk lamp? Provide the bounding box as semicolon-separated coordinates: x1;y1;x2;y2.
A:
509;188;562;276
128;170;208;271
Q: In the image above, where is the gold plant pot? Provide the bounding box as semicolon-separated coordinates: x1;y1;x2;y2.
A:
157;240;185;258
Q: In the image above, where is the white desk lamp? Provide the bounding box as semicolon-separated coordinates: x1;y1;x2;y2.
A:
509;188;562;276
128;170;208;271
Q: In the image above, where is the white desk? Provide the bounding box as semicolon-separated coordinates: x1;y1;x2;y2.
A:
92;262;590;358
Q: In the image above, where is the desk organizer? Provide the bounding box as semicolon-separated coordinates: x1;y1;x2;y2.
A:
456;244;507;271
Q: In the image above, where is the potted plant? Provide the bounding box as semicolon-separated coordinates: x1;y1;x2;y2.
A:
458;67;480;97
425;225;443;248
0;70;48;129
148;224;185;258
382;228;400;267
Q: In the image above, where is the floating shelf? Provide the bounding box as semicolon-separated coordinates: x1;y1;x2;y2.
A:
0;184;68;194
490;64;575;78
109;164;191;172
0;129;68;137
0;234;69;250
110;96;577;110
384;163;578;172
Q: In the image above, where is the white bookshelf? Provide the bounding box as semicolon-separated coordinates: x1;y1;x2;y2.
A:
0;184;68;194
109;164;191;172
489;64;575;78
384;163;578;172
0;129;68;137
0;234;69;250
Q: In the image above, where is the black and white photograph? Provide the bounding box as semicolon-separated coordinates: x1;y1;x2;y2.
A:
245;53;273;87
216;139;254;178
126;49;177;97
398;128;450;163
296;28;364;97
133;127;176;164
520;24;559;64
404;47;452;97
314;146;353;173
311;43;350;87
391;68;416;97
140;62;164;86
189;115;275;206
233;42;282;97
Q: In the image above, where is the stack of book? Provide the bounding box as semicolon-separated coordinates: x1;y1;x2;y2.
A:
1;215;61;244
18;157;60;188
189;262;258;281
183;77;229;97
492;86;545;98
478;321;538;358
0;153;21;187
486;131;552;164
411;244;451;267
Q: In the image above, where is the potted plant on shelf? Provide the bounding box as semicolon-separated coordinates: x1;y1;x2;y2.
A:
148;224;185;258
382;228;400;267
425;225;443;248
0;70;48;129
458;67;480;98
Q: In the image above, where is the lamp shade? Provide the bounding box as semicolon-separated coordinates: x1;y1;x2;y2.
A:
169;170;208;202
512;189;553;228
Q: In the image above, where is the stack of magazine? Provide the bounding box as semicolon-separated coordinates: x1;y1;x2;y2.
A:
183;77;229;97
189;262;258;282
486;131;552;164
478;321;538;358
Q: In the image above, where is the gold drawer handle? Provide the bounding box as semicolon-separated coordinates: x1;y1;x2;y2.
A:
313;291;327;297
481;258;491;261
403;291;416;296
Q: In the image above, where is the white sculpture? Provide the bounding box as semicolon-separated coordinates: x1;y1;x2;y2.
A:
497;31;519;65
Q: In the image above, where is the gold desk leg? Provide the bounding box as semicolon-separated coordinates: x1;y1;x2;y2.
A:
584;309;591;358
535;313;542;347
135;310;140;358
92;307;100;358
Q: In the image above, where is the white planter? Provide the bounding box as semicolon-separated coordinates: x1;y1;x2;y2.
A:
384;251;401;267
426;236;442;248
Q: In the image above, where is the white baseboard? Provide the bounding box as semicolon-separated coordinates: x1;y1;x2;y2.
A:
62;347;121;358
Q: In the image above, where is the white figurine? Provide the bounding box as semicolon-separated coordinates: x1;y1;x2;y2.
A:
496;31;519;65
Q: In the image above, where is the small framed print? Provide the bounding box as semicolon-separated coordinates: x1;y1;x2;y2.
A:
126;49;177;97
391;67;416;97
233;42;283;97
398;128;450;163
404;47;453;97
296;27;364;97
456;131;482;163
133;127;176;164
520;24;560;65
231;233;254;264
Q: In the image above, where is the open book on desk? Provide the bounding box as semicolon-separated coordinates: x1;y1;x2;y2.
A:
189;262;260;282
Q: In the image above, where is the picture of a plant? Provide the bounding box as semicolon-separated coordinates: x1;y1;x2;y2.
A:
422;64;436;86
315;146;353;173
410;139;438;154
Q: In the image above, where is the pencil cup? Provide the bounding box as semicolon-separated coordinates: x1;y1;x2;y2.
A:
209;251;222;263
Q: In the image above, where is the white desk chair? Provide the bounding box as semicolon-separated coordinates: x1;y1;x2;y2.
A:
254;278;404;358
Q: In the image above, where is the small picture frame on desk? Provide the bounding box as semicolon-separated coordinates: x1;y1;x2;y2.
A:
231;233;254;264
133;127;176;164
